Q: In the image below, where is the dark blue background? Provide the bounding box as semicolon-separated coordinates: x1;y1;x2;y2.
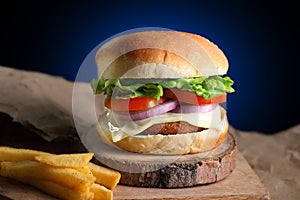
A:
1;0;299;133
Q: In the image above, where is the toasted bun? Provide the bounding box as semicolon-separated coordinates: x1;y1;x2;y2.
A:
95;31;228;79
97;107;229;155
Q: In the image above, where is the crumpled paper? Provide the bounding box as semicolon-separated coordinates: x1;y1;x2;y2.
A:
231;125;300;200
0;66;76;141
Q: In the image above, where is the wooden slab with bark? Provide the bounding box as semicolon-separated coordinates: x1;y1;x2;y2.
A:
88;131;237;188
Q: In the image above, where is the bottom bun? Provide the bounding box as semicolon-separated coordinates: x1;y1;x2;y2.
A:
97;107;229;155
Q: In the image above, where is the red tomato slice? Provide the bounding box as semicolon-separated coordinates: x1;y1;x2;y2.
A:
105;96;167;111
163;89;226;105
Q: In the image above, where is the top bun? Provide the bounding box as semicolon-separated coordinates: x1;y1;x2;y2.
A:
95;31;228;79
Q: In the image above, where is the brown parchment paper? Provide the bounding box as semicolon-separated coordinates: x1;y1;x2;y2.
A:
0;66;76;141
231;125;300;200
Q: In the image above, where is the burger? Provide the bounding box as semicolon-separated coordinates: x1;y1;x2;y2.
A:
91;31;234;155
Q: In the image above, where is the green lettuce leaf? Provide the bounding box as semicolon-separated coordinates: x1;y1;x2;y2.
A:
91;76;235;100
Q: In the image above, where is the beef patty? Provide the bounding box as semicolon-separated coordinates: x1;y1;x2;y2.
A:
139;121;206;135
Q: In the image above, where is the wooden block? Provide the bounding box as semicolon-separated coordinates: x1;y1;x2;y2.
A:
98;134;237;188
85;122;237;188
113;151;270;199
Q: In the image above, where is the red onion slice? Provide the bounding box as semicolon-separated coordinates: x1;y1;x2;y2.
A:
113;100;179;121
172;104;217;113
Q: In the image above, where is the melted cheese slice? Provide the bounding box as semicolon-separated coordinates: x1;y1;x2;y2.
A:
99;105;223;142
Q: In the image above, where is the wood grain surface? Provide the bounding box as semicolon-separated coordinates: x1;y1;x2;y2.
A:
113;151;270;199
93;133;237;188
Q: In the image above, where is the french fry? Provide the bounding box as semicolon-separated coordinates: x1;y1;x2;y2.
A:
0;146;50;162
0;146;121;200
91;183;113;200
27;179;94;200
0;161;95;192
88;162;121;189
34;153;94;168
77;165;93;175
